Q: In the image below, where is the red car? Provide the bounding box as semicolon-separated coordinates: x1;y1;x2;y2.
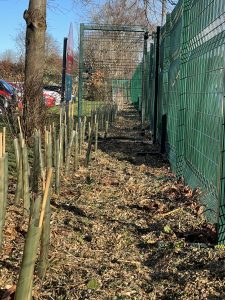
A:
43;91;56;107
8;82;56;108
0;79;17;109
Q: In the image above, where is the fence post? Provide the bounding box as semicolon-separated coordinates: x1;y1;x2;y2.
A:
141;31;149;128
218;117;225;244
61;37;67;104
78;24;84;120
218;48;225;244
153;26;161;143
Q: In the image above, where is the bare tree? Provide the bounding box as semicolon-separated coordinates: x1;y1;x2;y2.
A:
23;0;47;139
142;0;177;24
80;0;149;104
14;28;62;85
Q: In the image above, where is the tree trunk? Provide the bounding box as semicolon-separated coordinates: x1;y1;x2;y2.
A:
161;0;167;26
23;0;47;140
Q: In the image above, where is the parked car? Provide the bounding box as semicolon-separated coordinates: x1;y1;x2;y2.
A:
43;88;61;105
43;91;56;107
8;82;57;108
43;85;76;104
0;79;17;109
44;85;61;94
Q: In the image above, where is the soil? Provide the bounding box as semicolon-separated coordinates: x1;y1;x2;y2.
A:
1;104;225;300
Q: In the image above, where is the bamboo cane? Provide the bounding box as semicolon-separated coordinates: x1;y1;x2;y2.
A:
105;120;109;139
39;168;52;228
17;116;23;137
85;129;94;167
60;124;64;166
95;121;98;152
0;155;5;250
31;131;39;194
0;133;2;158
3;152;8;224
14;138;21;171
52;123;57;168
90;110;94;128
14;223;42;300
64;124;68;162
38;148;52;279
74;130;79;171
65;130;75;175
44;128;48;168
47;131;52;170
2;127;5;155
22;142;30;211
79;121;83;155
38;130;45;191
88;122;91;144
55;138;60;195
30;195;42;227
14;168;52;300
15;151;23;204
83;116;87;143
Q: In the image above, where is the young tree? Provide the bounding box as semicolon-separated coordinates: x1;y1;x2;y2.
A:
23;0;47;139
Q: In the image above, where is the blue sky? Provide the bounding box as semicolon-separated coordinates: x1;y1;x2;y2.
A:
0;0;100;55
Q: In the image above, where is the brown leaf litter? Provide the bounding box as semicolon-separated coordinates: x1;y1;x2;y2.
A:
0;104;225;299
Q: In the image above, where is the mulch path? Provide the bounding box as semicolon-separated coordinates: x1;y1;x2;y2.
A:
1;104;225;299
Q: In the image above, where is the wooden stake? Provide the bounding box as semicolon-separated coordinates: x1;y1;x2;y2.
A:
0;133;2;158
95;122;98;152
39;168;53;228
74;130;79;171
2;127;6;155
17;116;23;136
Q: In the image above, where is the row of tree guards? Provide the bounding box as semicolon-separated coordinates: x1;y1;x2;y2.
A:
0;102;118;299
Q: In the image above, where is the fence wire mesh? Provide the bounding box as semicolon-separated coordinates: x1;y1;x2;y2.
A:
78;24;146;116
78;0;224;241
147;0;225;241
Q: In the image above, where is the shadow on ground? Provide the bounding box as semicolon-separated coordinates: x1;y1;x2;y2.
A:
98;105;167;169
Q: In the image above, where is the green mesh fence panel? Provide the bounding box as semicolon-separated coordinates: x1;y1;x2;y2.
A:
149;0;225;241
167;0;183;173
112;79;129;104
157;16;171;147
130;63;143;110
157;27;165;140
78;24;146;116
145;51;151;122
180;0;225;236
148;43;155;129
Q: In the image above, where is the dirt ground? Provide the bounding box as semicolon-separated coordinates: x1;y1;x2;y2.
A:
1;104;225;300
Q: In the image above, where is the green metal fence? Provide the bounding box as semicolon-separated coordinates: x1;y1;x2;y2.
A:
78;24;147;117
78;0;225;241
130;63;143;110
148;0;225;242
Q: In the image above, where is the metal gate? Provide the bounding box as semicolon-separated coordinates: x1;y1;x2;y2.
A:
78;24;148;119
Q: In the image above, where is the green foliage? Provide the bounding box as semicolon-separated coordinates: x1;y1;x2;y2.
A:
87;278;100;290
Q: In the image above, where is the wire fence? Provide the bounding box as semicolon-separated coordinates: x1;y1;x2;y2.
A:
78;24;146;117
77;2;224;241
142;0;225;242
